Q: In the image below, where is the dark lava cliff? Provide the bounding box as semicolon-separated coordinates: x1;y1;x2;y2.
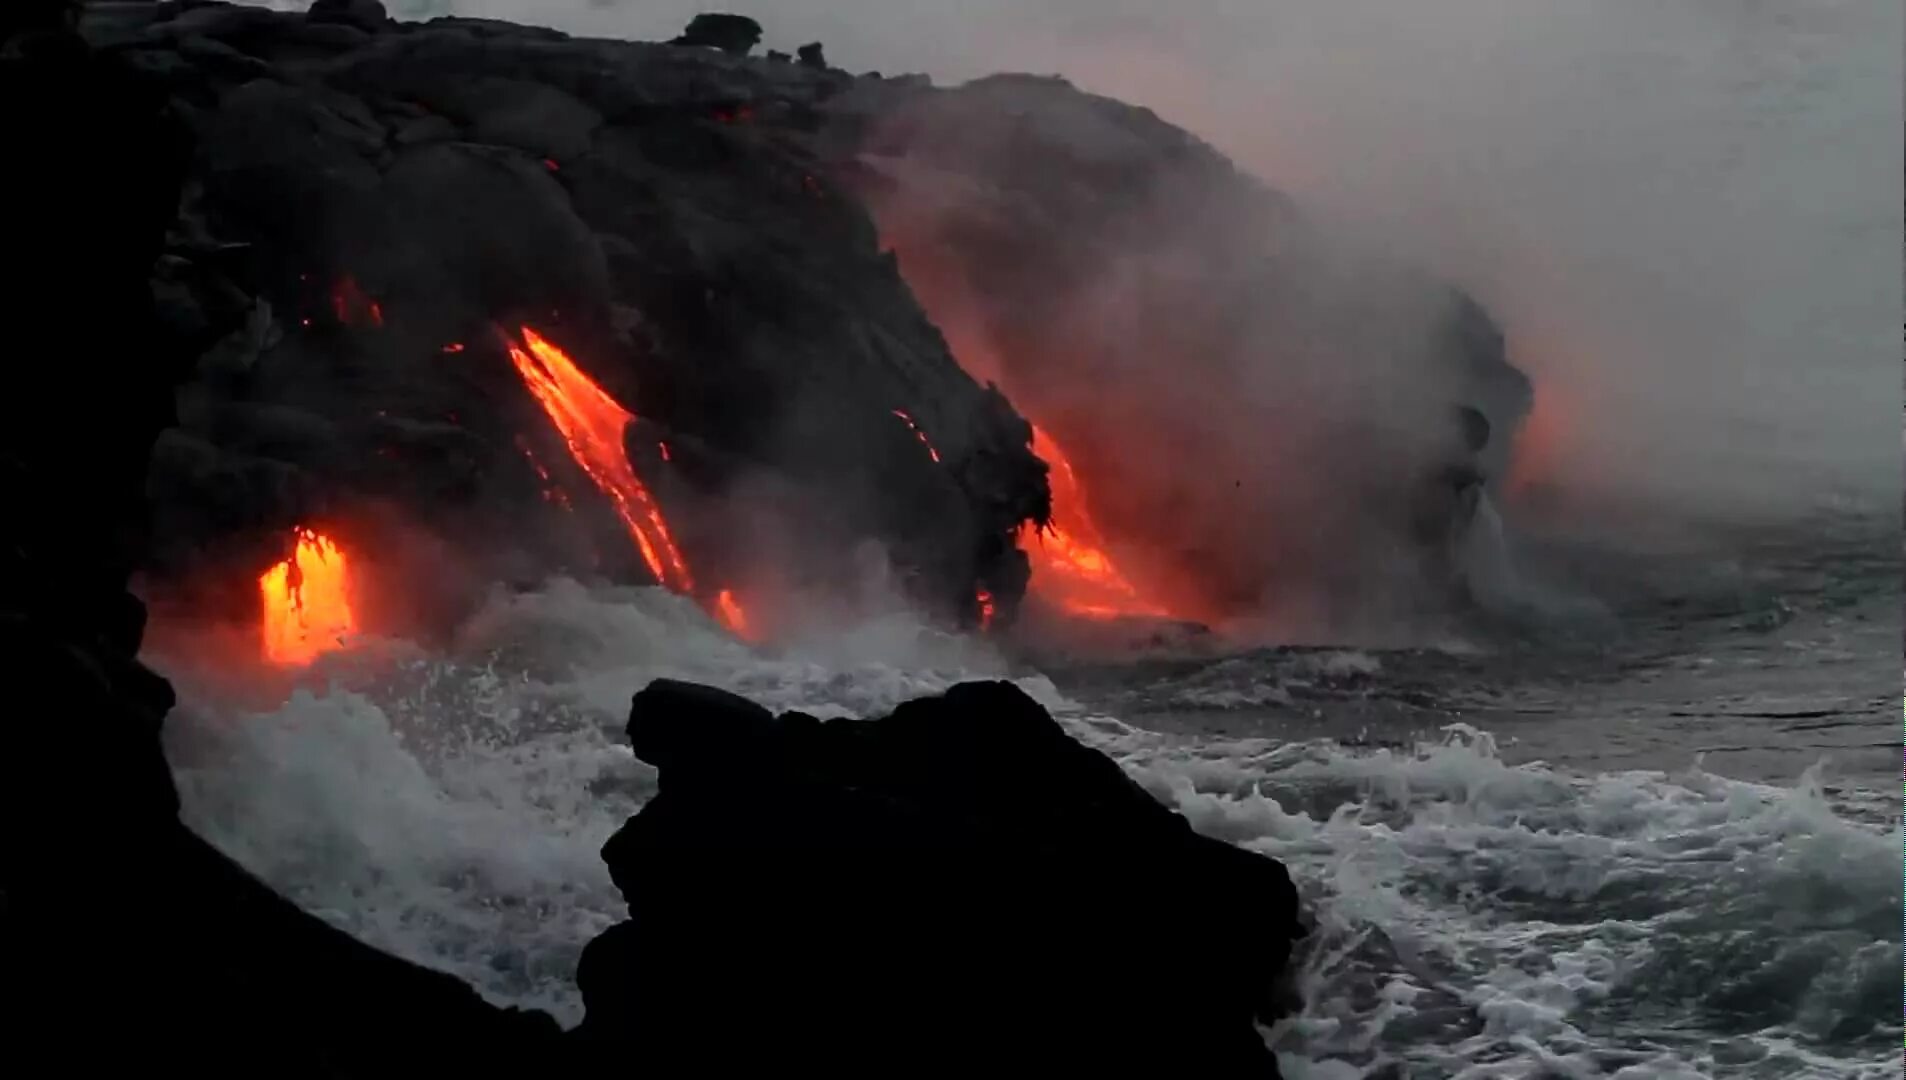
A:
90;1;1047;638
77;0;1525;643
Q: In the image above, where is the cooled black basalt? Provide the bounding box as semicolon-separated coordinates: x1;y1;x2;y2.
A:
82;0;1047;635
575;677;1308;1074
1;7;562;1071
85;1;1526;640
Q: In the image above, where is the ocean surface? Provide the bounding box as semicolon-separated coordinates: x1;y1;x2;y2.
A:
151;504;1899;1079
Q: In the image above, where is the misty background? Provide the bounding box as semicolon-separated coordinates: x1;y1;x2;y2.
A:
281;0;1901;530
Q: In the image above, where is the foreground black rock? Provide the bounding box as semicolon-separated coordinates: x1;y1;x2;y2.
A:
576;678;1307;1073
670;13;762;56
2;10;560;1070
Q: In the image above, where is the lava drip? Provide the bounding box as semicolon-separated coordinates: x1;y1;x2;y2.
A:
1017;424;1172;620
260;527;356;665
506;326;753;635
892;408;942;462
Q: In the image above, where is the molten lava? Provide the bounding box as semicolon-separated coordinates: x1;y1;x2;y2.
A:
715;589;752;640
507;326;755;638
517;441;573;510
892;409;942;463
1018;424;1171;620
508;327;695;592
975;588;996;631
1504;385;1563;503
331;275;381;327
260;527;357;665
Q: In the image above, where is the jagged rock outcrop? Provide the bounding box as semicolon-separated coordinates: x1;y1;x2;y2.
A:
669;13;761;57
575;678;1307;1074
1;8;561;1070
79;2;1046;637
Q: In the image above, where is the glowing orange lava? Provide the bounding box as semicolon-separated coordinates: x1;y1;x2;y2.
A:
1504;385;1564;503
260;527;357;665
715;589;753;639
331;275;381;327
1018;424;1171;620
892;409;942;463
508;327;695;592
507;327;755;639
975;588;996;631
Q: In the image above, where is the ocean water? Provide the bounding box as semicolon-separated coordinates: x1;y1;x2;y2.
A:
152;540;1900;1078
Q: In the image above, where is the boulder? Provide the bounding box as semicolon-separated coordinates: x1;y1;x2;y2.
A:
574;678;1307;1074
669;13;761;57
306;0;387;34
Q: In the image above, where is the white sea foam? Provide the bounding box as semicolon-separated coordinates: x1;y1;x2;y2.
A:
156;581;1899;1075
1069;716;1900;1078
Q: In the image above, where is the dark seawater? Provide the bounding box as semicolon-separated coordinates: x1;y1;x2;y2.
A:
1054;510;1900;795
148;509;1900;1079
1038;511;1900;1078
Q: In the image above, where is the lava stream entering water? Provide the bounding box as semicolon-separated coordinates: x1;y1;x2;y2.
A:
260;527;357;665
1018;424;1171;620
508;327;695;593
715;589;753;640
506;326;754;635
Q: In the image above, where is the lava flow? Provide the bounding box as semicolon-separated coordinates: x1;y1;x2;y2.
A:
975;588;996;631
506;326;755;634
892;409;941;462
508;326;695;592
1018;424;1172;620
715;588;753;640
330;275;382;327
260;527;356;665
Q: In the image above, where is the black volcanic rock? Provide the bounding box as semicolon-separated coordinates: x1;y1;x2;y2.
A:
575;678;1307;1074
1;11;561;1071
307;0;387;34
669;13;762;57
835;73;1533;623
77;5;1044;635
75;3;1529;637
